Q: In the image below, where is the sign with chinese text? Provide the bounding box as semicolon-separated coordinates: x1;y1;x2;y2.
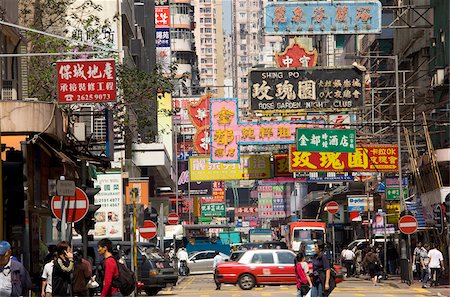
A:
201;203;226;217
93;172;123;240
189;155;271;181
155;6;170;27
210;98;324;162
250;67;364;114
386;187;408;201
212;181;225;203
236;207;258;216
275;39;318;68
156;28;170;47
347;195;368;212
265;1;382;35
274;154;292;177
57;59;116;103
289;144;399;172
296;128;356;152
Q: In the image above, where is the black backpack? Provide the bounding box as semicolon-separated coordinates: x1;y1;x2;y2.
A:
111;259;136;296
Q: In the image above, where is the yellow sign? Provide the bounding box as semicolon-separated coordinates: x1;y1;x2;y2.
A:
189;155;272;181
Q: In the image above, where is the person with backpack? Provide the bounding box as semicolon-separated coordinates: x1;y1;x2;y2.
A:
72;250;92;297
295;252;312;297
362;247;381;286
97;239;122;297
310;240;335;297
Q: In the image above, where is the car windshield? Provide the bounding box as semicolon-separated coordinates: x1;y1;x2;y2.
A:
293;229;325;242
142;246;165;261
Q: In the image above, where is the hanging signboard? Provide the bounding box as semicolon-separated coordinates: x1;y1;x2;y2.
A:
274;154;292;177
201;203;226;217
264;1;382;35
249;67;364;114
274;39;318;68
296;128;356;152
289;144;399;172
347;195;368;212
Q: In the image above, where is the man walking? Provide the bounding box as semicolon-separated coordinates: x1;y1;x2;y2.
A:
341;246;355;277
427;243;444;287
213;251;224;290
413;242;424;279
97;239;122;297
0;240;32;296
420;244;430;288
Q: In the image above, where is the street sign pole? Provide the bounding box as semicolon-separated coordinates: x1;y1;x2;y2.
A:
60;176;67;241
332;214;336;265
131;187;138;287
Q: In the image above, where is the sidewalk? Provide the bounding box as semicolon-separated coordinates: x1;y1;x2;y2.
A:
379;275;450;297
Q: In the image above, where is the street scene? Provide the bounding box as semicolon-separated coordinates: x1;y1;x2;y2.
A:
0;0;449;297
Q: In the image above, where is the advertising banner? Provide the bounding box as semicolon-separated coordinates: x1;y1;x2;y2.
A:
274;154;292;177
156;28;170;47
125;179;149;208
264;1;382;35
347;195;368;212
189;155;271;181
201;203;226;217
155;6;170;27
289;144;399;172
57;59;116;103
249;68;364;113
178;161;212;196
212;181;225;203
236;207;258;216
93;172;123;240
296;128;356;152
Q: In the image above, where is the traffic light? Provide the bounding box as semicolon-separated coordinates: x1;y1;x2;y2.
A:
74;187;101;235
445;193;450;223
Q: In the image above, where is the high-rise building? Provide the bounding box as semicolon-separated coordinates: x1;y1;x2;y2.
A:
223;33;233;97
193;0;224;96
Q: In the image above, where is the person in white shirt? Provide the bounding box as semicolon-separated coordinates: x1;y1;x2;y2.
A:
427;243;445;287
213;251;224;290
176;248;189;276
41;254;56;297
341;246;355;277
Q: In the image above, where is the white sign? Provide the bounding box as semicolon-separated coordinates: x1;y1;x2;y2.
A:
347;195;368;212
56;180;76;196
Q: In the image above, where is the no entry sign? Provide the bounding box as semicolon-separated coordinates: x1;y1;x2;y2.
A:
167;213;179;225
398;215;418;235
326;201;339;215
51;187;89;223
139;220;157;239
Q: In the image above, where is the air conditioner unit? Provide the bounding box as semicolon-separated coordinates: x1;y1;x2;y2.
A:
2;80;18;100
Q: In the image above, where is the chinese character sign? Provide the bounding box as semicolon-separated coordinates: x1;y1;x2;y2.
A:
201;203;226;217
265;1;382;35
274;154;292;177
156;28;170;47
57;59;116;103
275;40;318;68
250;68;364;113
289;144;399;172
296;128;356;152
155;6;170;27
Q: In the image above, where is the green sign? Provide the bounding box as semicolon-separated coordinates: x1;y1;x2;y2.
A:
201;203;226;217
386;187;408;201
296;128;356;152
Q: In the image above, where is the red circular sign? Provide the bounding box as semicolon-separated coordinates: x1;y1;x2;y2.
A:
51;187;89;223
167;213;179;225
326;201;339;215
139;220;157;239
398;215;418;234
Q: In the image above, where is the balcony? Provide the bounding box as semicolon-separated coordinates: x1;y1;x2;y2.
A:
173;38;193;52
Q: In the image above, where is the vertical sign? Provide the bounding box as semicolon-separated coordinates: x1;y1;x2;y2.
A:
155;3;171;73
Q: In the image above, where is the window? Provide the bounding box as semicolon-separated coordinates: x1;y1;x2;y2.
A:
240;13;246;18
277;252;295;264
240;77;247;83
251;253;274;264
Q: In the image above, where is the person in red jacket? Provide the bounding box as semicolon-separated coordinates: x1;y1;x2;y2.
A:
97;239;122;297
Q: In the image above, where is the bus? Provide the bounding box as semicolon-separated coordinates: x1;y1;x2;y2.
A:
287;221;326;252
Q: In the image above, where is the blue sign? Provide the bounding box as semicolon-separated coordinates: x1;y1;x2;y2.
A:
264;1;382;35
156;28;170;48
308;175;353;182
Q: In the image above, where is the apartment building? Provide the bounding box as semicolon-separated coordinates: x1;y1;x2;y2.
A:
193;0;224;96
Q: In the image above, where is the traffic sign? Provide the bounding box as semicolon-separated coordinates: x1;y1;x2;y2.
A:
139;220;157;239
325;201;339;215
51;187;89;223
56;180;76;196
398;215;418;235
167;213;179;225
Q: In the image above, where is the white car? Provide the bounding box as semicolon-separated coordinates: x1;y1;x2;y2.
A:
187;250;230;274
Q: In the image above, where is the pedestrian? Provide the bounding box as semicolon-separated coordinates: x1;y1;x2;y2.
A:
420;244;430;288
176;247;189;276
52;241;74;297
310;240;333;297
41;252;57;297
362;248;381;286
295;252;312;297
213;251;224;290
0;240;32;296
72;249;92;297
341;246;355;277
354;246;363;276
427;243;445;287
386;243;398;275
97;238;122;297
413;242;423;279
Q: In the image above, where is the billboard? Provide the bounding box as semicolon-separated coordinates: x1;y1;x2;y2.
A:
178;161;212;196
57;59;116;103
264;1;382;35
249;67;364;113
289;144;399;172
296;128;356;152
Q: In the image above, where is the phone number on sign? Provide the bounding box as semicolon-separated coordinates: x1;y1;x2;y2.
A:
76;93;112;101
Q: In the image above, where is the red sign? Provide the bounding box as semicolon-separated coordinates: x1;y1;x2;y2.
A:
155;6;170;27
139;220;157;239
57;59;116;103
275;39;318;68
236;207;258;216
212;181;225;203
274;154;292;177
51;187;89;223
167;213;179;225
326;201;339;215
289;145;399;172
398;215;418;235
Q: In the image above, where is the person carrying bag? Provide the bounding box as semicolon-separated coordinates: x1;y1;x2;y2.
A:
295;252;313;297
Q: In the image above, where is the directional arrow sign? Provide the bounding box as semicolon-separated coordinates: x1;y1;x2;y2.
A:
139;220;157;239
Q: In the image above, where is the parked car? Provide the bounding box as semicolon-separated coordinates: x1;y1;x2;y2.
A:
347;238;387;252
229;250;245;262
239;241;288;250
187;250;230;274
216;249;344;290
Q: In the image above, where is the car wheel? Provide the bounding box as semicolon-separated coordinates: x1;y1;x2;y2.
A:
145;288;161;296
238;273;256;290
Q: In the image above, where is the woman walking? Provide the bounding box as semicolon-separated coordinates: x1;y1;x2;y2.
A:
52;241;74;297
295;252;312;297
362;248;381;286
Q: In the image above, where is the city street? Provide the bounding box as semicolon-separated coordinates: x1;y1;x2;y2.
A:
155;275;448;297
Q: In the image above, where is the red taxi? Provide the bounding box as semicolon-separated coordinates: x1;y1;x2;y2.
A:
216;249;343;290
